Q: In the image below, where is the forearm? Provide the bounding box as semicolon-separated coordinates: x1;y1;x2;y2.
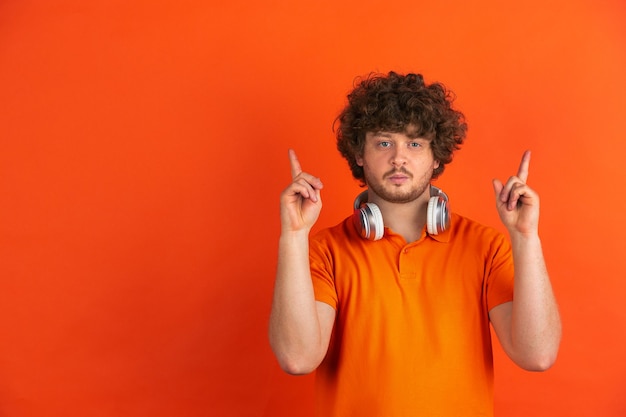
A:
269;231;326;374
509;232;562;370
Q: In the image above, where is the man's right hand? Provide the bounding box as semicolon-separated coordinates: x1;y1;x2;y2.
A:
280;149;324;233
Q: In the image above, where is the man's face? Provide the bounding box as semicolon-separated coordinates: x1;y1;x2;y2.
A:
355;128;440;204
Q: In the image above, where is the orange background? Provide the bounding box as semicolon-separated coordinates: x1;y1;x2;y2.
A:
1;1;625;416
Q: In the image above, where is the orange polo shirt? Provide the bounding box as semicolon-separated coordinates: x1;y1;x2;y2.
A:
310;212;514;417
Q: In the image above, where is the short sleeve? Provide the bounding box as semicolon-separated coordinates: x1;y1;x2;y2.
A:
309;233;339;310
485;233;515;311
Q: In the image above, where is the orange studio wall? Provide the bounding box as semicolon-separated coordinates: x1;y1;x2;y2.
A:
1;1;625;416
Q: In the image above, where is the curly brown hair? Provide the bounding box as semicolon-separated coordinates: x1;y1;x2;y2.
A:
334;71;467;183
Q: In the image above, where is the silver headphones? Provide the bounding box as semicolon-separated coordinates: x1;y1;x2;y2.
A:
352;185;450;241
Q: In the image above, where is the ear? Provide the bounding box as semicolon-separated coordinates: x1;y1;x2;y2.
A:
356;154;364;167
434;160;440;169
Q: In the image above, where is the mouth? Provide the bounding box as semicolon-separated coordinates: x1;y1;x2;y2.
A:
385;170;411;184
388;176;408;185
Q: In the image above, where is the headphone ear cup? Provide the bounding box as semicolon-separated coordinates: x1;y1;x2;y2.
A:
427;195;450;235
354;202;384;241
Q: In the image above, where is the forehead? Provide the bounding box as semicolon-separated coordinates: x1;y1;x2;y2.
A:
367;123;431;138
404;124;426;138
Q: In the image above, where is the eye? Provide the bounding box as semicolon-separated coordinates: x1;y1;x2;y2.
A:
379;141;392;148
409;142;422;148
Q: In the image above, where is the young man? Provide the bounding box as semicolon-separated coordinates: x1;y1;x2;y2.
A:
269;71;561;416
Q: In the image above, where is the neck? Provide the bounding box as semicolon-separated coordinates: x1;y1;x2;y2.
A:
369;191;430;243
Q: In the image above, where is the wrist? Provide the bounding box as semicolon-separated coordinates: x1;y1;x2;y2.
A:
280;228;311;241
509;230;541;246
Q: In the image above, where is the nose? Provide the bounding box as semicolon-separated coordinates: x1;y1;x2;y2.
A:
390;146;407;167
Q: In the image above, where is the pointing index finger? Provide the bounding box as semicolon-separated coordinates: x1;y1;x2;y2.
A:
288;149;303;179
517;150;531;182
